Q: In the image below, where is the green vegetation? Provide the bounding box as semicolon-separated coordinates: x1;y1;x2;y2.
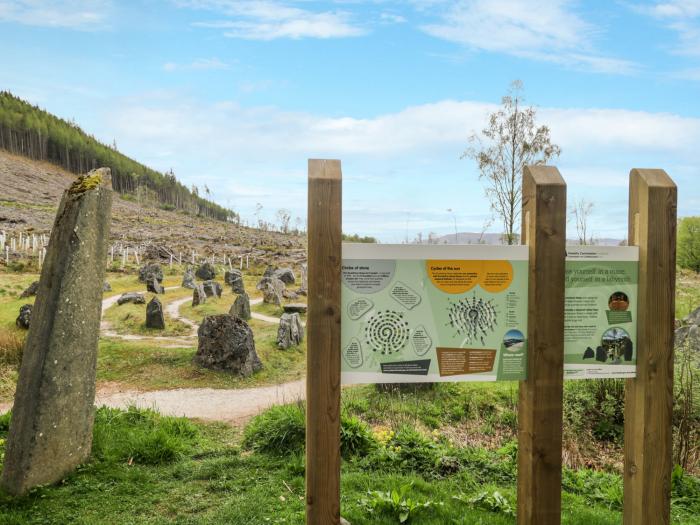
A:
678;216;700;273
0;403;697;524
343;233;378;243
0;91;238;222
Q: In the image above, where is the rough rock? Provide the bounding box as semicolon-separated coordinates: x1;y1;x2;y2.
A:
117;292;146;305
192;284;207;307
196;262;216;281
676;306;700;352
277;312;304;349
203;280;223;298
19;281;39;299
146;276;164;294
282;289;298;300
193;315;262;376
283;303;307;314
102;282;111;292
229;292;251;320
274;267;295;285
15;304;32;329
257;276;284;306
145;297;165;329
225;270;246;294
1;167;111;496
182;266;196;289
138;262;163;283
263;265;276;278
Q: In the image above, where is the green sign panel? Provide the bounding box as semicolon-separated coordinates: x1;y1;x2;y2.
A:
341;244;529;384
564;246;639;379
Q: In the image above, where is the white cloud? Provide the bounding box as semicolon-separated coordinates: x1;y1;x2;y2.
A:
103;93;700;238
177;0;365;40
635;1;700;56
0;0;110;29
419;0;638;73
107;95;700;162
162;57;232;71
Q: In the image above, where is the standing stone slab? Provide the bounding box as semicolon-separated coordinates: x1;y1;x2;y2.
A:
277;312;304;349
146;276;164;294
229;292;251;320
138;262;163;283
146;297;165;329
196;262;216;281
182;266;196;289
225;270;246;294
202;280;222;298
1;169;112;496
192;284;207;307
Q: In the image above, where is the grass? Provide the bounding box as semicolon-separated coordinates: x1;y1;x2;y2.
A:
97;318;304;391
677;269;700;318
0;404;697;525
102;287;193;337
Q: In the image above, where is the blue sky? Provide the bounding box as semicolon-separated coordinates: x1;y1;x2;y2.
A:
0;0;699;242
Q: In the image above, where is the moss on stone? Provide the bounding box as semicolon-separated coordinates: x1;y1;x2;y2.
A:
69;173;102;195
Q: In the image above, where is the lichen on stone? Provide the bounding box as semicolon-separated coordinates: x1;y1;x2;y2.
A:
69;173;102;195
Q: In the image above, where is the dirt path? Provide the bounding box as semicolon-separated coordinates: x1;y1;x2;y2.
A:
95;379;305;425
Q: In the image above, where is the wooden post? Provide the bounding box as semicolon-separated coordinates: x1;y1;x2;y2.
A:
306;159;342;525
517;165;567;525
624;169;676;525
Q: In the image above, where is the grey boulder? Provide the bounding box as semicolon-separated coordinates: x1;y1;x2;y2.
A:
117;292;146;305
196;263;216;281
194;315;262;376
146;276;164;294
182;267;197;289
139;262;163;283
16;304;32;329
19;281;39;299
203;280;223;298
277;312;304;349
192;284;207;307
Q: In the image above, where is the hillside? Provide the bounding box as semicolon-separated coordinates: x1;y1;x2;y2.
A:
0;150;305;263
0;91;235;221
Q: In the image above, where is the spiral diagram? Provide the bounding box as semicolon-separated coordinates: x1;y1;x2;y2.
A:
447;294;498;345
364;310;410;355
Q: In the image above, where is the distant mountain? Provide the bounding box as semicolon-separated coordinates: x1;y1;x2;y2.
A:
430;232;624;246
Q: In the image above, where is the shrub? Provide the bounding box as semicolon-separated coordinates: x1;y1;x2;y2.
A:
564;379;625;443
243;403;306;455
92;406;199;465
340;414;374;458
678;216;700;272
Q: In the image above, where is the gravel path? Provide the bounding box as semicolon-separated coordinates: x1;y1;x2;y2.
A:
95;380;305;425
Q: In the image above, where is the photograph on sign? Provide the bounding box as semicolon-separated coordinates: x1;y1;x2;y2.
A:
564;246;639;379
341;244;529;384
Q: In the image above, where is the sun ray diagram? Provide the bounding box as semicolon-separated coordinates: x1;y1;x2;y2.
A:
446;294;498;345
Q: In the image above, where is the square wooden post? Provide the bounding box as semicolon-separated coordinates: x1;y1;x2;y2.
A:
306;159;342;525
624;169;677;525
517;165;567;525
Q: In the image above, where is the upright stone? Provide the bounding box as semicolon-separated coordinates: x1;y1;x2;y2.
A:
225;270;246;294
229;292;251;320
274;268;295;285
196;262;216;281
146;276;164;294
1;168;112;496
182;266;196;289
192;284;207;307
277;312;304;349
138;262;163;283
202;280;223;298
145;297;165;329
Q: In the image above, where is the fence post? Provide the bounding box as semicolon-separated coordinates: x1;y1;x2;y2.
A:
624;169;676;525
517;165;567;525
306;159;342;525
